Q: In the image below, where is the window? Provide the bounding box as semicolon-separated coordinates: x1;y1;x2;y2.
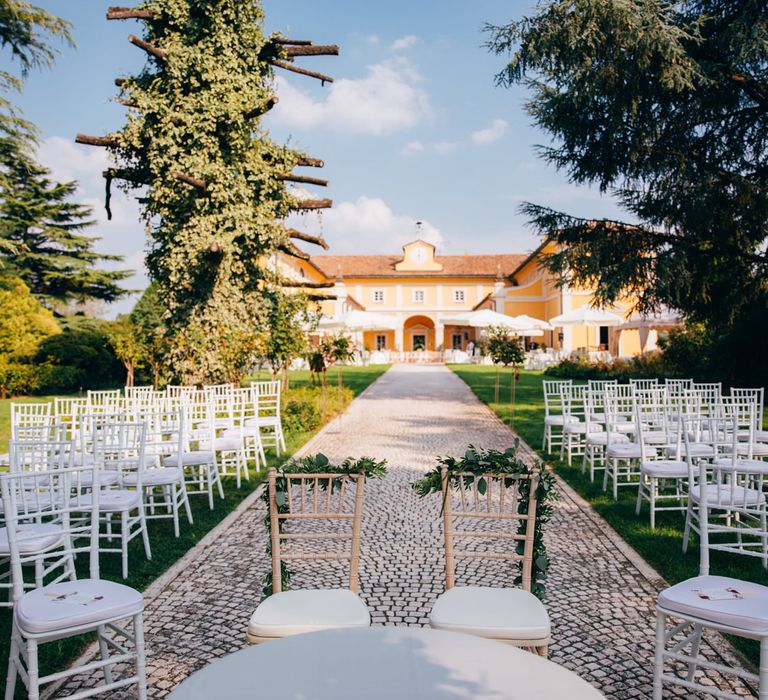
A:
376;334;387;351
452;334;463;350
372;289;384;304
413;289;425;304
452;289;466;303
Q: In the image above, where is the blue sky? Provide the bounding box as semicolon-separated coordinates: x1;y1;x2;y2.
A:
15;1;625;314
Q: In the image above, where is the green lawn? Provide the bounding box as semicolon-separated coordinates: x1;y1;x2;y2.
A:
449;364;767;664
0;364;390;695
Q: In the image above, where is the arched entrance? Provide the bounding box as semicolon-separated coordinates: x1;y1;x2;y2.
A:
404;315;436;351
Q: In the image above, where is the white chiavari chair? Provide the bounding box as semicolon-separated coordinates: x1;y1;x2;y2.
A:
653;435;768;699
2;462;147;699
10;403;52;439
603;385;643;499
541;380;573;454
581;385;628;483
560;384;587;466
246;381;286;456
629;378;660;391
86;389;121;415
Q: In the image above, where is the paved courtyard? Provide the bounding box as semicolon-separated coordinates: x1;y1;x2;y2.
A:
57;364;752;698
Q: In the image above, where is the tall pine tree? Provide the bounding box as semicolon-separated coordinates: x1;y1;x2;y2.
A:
94;0;334;383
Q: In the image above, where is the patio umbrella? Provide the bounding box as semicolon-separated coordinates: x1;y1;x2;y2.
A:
442;309;543;335
318;310;398;331
549;307;623;351
618;307;683;352
510;314;554;332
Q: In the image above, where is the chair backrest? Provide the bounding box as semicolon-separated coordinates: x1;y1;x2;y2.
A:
8;437;71;474
87;389;121;412
10;402;52;431
587;379;618;392
629;378;659;391
730;387;765;430
603;386;635;445
252;380;281;417
0;459;101;603
439;466;539;592
92;418;147;486
268;467;366;594
634;388;673;461
560;383;587;423
542;380;571;417
665;378;693;390
142;410;184;465
692;383;722;416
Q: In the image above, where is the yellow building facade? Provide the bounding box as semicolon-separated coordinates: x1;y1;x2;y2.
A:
276;239;648;357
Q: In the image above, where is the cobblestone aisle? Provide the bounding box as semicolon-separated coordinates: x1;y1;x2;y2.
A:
58;364;751;698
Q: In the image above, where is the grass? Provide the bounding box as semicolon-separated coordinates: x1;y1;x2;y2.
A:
0;364;390;695
449;364;767;665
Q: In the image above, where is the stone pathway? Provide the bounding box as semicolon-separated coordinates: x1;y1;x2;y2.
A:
56;364;752;698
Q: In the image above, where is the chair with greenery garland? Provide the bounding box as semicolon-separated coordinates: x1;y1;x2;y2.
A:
428;462;551;657
245;464;371;644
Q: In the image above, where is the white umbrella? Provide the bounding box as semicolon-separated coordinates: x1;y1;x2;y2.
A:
549;307;623;351
618;307;683;331
510;314;554;332
442;309;543;335
318;310;398;332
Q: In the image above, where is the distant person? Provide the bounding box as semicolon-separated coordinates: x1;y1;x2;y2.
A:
466;340;475;355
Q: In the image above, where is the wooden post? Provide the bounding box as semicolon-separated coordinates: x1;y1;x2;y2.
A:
171;171;208;191
271;60;333;84
107;7;156;20
277;243;309;260
349;472;365;593
128;34;167;60
296;156;324;168
76;134;117;148
276;173;328;187
442;465;455;589
291;198;332;211
284;45;339;57
287;229;329;249
268;468;282;593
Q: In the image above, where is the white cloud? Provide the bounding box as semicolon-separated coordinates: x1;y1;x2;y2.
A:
401;140;425;156
432;141;458;154
471;118;509;144
271;57;431;136
390;35;419;52
288;196;443;254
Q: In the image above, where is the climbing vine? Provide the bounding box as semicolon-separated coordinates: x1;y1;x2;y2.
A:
85;0;334;382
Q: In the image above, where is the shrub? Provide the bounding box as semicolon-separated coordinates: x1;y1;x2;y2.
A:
34;320;123;391
544;351;680;382
282;399;321;434
0;361;44;398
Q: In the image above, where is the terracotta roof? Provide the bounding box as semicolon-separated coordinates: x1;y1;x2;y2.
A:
308;254;528;279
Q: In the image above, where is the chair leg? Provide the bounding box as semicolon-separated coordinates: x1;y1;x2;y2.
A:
27;638;39;700
682;500;693;553
653;609;665;700
181;481;193;525
649;479;657;530
98;625;114;685
140;509;152;561
4;628;19;700
135;612;148;700
171;484;180;538
121;512;129;579
686;623;702;682
635;476;644;516
759;635;768;700
534;644;548;658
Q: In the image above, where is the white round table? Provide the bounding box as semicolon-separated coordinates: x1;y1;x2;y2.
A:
168;627;605;699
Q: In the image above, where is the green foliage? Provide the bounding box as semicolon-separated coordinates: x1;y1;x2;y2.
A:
544;352;675;382
0;276;58;359
487;326;525;367
261;454;388;596
35;319;123;391
263;291;308;379
412;443;557;600
107;0;319;381
282;398;321;434
0;359;45;398
130;282;169;387
107;317;146;387
487;1;768;385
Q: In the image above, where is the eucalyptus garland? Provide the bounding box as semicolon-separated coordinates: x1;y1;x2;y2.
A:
261;453;388;596
107;0;317;382
412;442;557;600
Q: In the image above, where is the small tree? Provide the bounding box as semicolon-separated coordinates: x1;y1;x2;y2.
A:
488;326;525;427
327;334;354;397
130;282;168;387
264;291;307;390
0;276;59;359
107;317;145;387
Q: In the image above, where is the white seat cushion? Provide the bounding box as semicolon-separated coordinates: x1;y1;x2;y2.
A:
736;443;768;457
163;451;215;467
71;490;140;512
0;524;64;555
199;438;241;452
664;443;715;458
606;443;642;458
248;589;370;639
712;457;768;474
16;578;143;635
563;423;586;434
544;416;579;427
658;575;768;634
586;432;627;446
640;460;689;478
122;467;183;487
691;484;765;507
429;586;550;641
77;470;120;488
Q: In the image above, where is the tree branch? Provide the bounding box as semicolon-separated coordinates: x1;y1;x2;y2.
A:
76;134;117;148
288;229;329;249
115;77;127;87
296;156;324;168
281;280;335;288
307;294;336;302
128;34;167;60
272;38;313;46
171;171;208;191
244;96;279;119
277;173;328;187
107;6;156;20
272;60;333;84
284;45;339;57
103;168;148;184
291;198;332;211
278;242;310;260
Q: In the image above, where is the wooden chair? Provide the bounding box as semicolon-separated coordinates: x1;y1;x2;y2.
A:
246;467;370;644
429;466;551;656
